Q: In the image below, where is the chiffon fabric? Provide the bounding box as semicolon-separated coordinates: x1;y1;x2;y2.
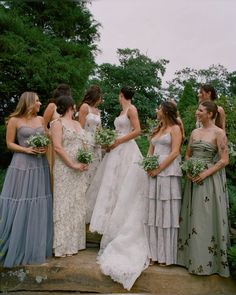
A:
0;126;53;267
87;111;149;289
53;121;88;257
177;140;230;277
145;133;182;265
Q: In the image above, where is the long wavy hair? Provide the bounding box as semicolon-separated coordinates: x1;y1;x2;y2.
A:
78;85;102;109
151;100;184;140
8;92;38;119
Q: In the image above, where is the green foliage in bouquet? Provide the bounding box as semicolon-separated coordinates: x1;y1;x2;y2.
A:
77;149;93;164
95;128;117;147
181;158;206;177
26;133;50;148
139;155;159;171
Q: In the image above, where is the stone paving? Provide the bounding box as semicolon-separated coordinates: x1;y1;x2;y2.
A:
1;248;236;294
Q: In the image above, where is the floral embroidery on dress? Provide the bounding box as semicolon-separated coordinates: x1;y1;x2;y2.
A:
53;124;88;256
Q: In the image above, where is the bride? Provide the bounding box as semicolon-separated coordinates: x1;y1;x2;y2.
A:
86;86;149;290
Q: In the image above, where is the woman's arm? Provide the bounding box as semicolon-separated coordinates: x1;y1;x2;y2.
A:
192;129;229;184
51;120;87;171
6;118;41;155
110;106;141;149
217;106;226;130
78;103;89;128
185;132;194;160
148;125;182;177
147;141;154;155
43;103;55;129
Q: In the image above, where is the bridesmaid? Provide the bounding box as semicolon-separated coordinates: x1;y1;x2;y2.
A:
197;84;228;208
146;101;183;266
43;84;71;129
178;100;230;277
43;84;71;187
197;84;225;130
77;85;103;223
51;95;88;257
0;92;52;267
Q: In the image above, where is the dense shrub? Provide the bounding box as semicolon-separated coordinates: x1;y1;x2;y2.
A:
0;125;12;169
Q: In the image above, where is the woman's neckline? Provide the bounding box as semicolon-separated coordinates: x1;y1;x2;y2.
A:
87;111;100;117
17;125;43;130
60;119;83;134
192;139;217;148
152;132;170;141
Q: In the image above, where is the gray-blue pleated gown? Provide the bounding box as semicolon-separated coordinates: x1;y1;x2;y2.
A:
0;126;53;267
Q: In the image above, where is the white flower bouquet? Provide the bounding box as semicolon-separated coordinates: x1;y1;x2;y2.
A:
139;155;159;171
26;132;50;148
181;158;207;177
95;128;117;147
77;149;93;164
26;132;50;158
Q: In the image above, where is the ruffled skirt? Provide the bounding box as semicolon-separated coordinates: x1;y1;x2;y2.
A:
0;153;53;267
145;175;182;265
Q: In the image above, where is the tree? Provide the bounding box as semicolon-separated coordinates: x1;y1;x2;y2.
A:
0;1;100;122
177;81;197;117
166;64;231;101
90;48;169;128
227;71;236;97
1;0;99;48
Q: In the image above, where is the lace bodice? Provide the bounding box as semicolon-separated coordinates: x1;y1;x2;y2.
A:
59;124;86;161
83;106;101;134
114;114;132;137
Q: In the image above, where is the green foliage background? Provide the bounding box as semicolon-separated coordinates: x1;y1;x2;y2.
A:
90;48;168;128
0;0;100;122
0;0;236;277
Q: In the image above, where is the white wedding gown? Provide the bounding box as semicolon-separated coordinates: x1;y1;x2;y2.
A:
87;111;150;290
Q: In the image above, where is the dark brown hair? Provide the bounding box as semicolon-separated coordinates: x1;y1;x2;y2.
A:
200;84;217;101
120;86;135;100
48;84;71;105
56;95;74;116
78;85;102;109
200;100;218;120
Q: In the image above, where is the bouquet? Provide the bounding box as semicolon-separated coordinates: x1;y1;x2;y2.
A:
26;132;50;148
95;128;117;147
181;158;207;178
26;132;50;157
77;149;93;164
139;155;159;171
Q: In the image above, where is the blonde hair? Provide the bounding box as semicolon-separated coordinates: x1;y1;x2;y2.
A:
9;92;38;119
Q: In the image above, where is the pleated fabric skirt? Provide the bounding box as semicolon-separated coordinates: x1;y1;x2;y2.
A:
145;175;182;265
0;152;53;268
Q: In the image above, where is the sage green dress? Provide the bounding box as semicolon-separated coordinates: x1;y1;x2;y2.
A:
177;140;230;277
